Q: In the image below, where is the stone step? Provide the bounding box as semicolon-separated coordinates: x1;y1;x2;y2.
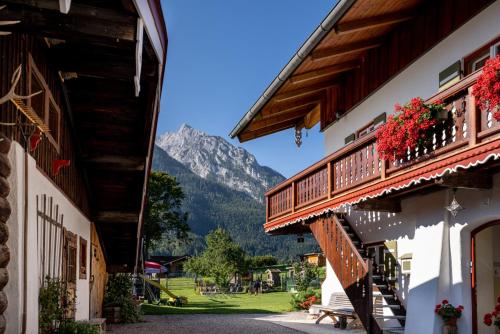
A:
373;304;401;309
382;327;405;334
374;315;406;320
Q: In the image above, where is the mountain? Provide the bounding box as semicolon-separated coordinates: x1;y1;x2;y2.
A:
152;126;319;260
156;124;285;202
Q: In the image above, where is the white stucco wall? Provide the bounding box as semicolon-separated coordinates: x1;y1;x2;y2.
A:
5;142;92;333
320;173;500;333
323;0;500;155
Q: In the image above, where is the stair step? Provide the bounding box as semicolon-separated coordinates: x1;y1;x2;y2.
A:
382;327;405;334
374;293;396;299
373;284;388;288
374;315;406;320
373;304;401;309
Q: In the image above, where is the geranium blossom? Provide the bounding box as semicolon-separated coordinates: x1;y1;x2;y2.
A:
376;98;444;161
473;55;500;121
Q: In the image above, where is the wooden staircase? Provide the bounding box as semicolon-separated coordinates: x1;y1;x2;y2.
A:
309;213;406;334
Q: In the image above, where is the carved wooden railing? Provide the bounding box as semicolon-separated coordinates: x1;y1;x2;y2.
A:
309;214;380;333
266;70;500;223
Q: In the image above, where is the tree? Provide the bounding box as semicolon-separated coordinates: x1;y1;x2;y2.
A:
185;228;246;289
143;171;190;258
292;261;318;292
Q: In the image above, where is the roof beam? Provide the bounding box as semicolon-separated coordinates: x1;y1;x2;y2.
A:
311;39;383;61
435;171;492;190
290;60;359;84
83;155;145;171
274;81;339;102
95;211;139;223
262;94;323;116
240;118;299;142
0;3;136;44
247;104;317;132
335;11;414;35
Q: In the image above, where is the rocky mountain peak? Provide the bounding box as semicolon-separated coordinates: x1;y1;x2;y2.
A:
155;124;284;201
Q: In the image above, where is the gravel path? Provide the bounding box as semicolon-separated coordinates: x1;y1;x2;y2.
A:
110;314;302;334
110;313;366;334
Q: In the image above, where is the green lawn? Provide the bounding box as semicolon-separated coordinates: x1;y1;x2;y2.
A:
141;278;292;315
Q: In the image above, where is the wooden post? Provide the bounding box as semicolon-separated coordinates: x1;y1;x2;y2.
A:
365;259;374;334
291;182;296;213
327;162;332;198
380;159;387;180
468;87;477;147
265;196;269;221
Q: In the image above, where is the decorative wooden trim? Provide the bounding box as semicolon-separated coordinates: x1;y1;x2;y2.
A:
28;53;61;153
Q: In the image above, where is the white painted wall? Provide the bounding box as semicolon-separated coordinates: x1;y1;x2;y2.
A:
319;173;500;333
323;0;500;155
5;142;92;333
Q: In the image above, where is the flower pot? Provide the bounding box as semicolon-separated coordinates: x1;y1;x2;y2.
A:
443;318;458;334
103;306;121;324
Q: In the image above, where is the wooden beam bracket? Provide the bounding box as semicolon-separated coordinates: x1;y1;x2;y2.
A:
435;171;492;190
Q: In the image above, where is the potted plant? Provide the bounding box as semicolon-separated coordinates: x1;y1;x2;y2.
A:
472;55;500;121
483;296;500;330
103;274;142;324
376;98;446;162
435;300;463;334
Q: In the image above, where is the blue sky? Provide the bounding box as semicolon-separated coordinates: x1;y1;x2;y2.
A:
159;1;337;177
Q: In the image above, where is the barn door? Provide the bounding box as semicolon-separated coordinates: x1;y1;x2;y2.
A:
62;229;77;319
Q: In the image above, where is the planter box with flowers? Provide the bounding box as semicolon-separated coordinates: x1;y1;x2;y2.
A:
376;98;447;162
472;55;500;122
435;300;464;334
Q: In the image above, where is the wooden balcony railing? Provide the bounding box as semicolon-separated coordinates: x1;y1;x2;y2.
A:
266;70;500;223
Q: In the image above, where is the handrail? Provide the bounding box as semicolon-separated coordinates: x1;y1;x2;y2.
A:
266;69;497;223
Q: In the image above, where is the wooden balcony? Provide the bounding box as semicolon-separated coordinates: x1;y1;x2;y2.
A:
265;70;500;232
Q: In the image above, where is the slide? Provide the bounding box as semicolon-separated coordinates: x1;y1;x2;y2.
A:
142;276;188;305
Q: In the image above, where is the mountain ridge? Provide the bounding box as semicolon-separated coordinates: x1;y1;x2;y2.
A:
156;124;285;201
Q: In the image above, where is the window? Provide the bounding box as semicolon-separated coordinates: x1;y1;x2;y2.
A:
67;245;77;284
345;112;386;145
463;36;500;75
28;54;61;151
79;237;87;279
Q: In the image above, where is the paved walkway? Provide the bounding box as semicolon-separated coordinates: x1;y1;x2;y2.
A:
111;312;366;334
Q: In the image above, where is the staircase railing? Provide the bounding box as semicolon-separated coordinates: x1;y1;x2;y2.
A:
309;214;380;333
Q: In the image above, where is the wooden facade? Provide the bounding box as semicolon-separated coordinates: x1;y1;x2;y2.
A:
0;34;90;213
265;72;500;232
0;0;167;269
233;0;495;142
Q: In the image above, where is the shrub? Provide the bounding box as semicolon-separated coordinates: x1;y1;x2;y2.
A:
39;277;65;334
290;289;320;310
104;274;142;323
58;321;99;334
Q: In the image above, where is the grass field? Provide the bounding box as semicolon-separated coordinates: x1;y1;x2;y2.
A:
141;278;293;315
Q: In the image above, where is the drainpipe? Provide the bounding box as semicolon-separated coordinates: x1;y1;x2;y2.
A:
21;145;28;334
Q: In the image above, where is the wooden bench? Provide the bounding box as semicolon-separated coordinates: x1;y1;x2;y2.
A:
315;292;357;329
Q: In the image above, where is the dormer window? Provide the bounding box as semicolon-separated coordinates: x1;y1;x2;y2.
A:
28;54;61;151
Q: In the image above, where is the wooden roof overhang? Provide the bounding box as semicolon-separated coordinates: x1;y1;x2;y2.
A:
230;0;495;142
0;0;167;272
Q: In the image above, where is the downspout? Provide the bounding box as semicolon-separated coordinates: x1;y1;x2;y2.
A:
21;145;28;334
229;0;356;139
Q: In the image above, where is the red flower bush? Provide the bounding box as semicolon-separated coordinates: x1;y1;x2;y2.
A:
483;296;500;330
435;300;463;323
473;55;500;121
376;98;445;162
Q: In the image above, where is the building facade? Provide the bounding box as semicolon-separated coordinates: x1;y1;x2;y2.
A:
231;0;500;333
0;1;167;333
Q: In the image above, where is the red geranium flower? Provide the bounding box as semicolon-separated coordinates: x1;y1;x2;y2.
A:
473;55;500;121
442;300;449;304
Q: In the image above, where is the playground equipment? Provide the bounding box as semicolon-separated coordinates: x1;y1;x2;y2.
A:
142;276;188;306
